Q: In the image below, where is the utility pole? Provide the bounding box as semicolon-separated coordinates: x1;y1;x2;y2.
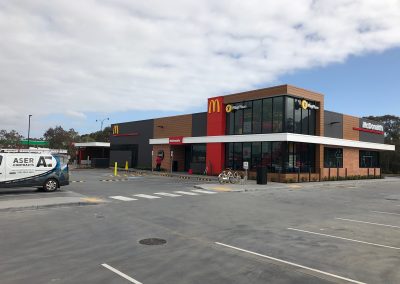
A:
96;117;110;131
27;114;32;148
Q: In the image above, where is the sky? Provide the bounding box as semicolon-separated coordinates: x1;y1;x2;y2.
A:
0;0;399;138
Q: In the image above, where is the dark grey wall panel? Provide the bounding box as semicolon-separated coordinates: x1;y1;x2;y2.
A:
359;118;384;144
324;110;343;139
192;112;207;137
110;119;154;168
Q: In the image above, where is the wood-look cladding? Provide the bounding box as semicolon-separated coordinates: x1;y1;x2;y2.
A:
154;114;192;139
343;115;360;141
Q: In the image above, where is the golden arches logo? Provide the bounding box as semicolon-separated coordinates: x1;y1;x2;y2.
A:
208;99;221;113
225;104;233;113
301;100;308;110
112;125;119;135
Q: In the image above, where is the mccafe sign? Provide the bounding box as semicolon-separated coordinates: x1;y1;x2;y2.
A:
225;104;248;113
362;121;384;132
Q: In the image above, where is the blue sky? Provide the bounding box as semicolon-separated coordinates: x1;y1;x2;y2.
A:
69;47;400;135
1;1;400;138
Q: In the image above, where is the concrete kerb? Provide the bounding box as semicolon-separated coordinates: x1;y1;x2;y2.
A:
0;197;105;212
121;168;218;182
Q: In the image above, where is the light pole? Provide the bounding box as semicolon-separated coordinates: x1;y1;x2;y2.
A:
96;117;109;131
27;114;32;149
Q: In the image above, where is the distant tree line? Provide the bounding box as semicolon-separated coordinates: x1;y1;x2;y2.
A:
363;115;400;174
0;115;399;173
0;126;111;160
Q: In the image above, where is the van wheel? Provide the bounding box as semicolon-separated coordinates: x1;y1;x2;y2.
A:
43;179;58;192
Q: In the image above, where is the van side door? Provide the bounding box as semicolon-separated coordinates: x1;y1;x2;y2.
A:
0;155;5;182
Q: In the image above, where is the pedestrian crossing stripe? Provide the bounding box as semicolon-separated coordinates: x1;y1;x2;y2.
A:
154;192;181;197
109;196;138;201
191;189;218;194
108;190;218;202
133;194;161;199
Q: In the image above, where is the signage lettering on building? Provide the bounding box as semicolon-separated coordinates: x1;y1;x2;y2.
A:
225;104;248;113
208;99;221;113
300;99;319;110
169;136;184;145
362;121;384;132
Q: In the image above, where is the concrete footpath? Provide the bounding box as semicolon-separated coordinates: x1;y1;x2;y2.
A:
195;176;400;192
0;194;104;212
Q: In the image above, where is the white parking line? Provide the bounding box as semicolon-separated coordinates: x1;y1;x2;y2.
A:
335;217;400;229
133;194;161;199
101;263;143;284
288;228;400;250
109;196;137;201
173;191;199;196
191;189;218;194
154;192;181;197
372;211;400;216
215;242;366;284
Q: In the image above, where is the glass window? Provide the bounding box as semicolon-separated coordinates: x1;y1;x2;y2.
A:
251;142;261;169
243;101;252;134
262;98;273;133
225;143;233;169
286;142;295;172
0;155;2;166
227;112;234;135
294;99;302;134
191;144;206;163
234;106;243;135
271;142;283;172
233;143;243;170
324;147;343;168
360;150;380;168
243;142;252;169
285;97;294;133
273;97;283;133
261;142;271;170
302;108;309;134
309;109;316;135
252;100;262;134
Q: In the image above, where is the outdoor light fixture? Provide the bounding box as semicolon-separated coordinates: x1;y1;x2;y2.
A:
157;125;164;128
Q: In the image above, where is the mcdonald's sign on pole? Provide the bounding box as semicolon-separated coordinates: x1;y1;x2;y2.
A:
208;98;221;113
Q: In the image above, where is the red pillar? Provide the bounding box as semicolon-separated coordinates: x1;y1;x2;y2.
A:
206;97;226;175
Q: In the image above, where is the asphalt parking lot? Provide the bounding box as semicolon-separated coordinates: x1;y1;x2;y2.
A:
1;169;400;284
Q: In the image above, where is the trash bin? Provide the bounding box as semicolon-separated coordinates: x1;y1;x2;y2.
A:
256;166;267;184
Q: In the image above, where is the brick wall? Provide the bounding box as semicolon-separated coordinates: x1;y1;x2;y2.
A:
343;115;360;141
154;114;192;139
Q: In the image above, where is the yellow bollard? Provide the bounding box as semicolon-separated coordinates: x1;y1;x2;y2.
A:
125;161;129;171
114;162;118;176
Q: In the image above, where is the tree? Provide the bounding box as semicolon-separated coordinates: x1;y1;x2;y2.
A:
43;126;79;158
363;115;400;174
80;126;111;142
0;129;24;148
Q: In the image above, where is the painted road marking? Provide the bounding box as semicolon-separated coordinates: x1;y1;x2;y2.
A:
215;242;366;284
109;196;137;201
154;192;181;197
133;194;161;199
211;187;232;192
173;191;199;196
335;217;400;229
101;263;143;284
191;189;218;194
288;228;400;250
372;211;400;216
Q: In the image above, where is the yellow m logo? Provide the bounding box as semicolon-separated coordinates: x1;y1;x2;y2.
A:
208;99;221;113
112;125;119;135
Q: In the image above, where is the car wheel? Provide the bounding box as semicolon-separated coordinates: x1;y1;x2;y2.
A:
43;179;58;192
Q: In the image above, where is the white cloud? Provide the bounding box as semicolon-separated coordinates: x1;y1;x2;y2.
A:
0;0;400;134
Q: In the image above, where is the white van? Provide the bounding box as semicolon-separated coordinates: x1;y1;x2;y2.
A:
0;149;69;191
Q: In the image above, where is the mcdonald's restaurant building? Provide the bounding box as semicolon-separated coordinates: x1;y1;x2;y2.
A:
110;84;395;182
